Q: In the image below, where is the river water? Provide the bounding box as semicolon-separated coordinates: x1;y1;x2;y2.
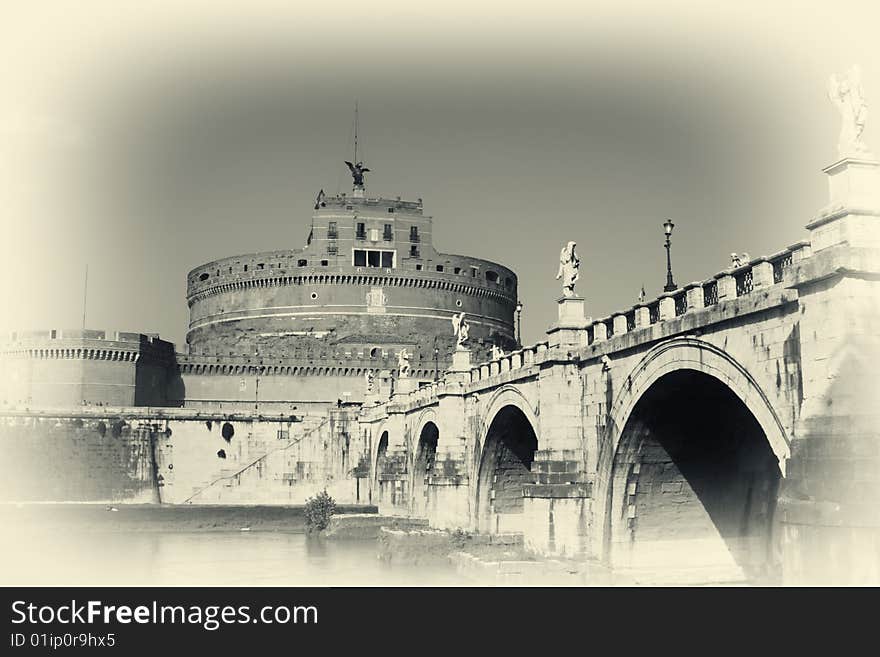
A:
2;505;468;586
4;531;468;586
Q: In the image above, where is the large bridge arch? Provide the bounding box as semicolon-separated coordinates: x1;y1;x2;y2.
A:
474;387;541;534
598;337;791;583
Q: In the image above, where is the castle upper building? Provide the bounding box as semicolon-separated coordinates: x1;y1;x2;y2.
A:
1;172;519;411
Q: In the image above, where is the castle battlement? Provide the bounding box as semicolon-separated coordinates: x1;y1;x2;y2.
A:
316;194;424;213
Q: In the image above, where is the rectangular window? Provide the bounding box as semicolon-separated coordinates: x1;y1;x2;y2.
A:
436;265;444;272
354;249;395;268
356;222;366;239
410;226;420;242
327;244;338;255
383;224;393;241
369;228;379;242
410;245;420;257
327;222;338;239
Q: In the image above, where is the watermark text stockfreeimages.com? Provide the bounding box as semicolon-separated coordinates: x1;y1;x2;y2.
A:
10;599;318;632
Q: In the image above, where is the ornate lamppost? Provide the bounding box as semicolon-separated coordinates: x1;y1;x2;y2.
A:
515;300;523;345
663;219;677;292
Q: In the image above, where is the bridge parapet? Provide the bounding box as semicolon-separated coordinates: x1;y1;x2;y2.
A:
364;235;840;415
585;240;810;348
467;341;549;385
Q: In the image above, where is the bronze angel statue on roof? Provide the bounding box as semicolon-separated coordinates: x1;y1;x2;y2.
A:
345;160;371;187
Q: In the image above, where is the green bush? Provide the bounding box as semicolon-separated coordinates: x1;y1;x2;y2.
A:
304;490;337;533
450;528;470;549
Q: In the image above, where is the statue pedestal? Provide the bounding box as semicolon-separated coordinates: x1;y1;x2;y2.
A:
547;296;589;349
394;377;417;397
445;348;472;385
807;157;880;251
363;393;383;406
450;348;472;372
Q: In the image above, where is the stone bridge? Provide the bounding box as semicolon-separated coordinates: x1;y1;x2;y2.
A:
357;156;880;585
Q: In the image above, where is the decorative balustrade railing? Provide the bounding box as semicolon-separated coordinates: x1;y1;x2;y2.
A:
674;293;687;316
735;269;754;296
703;281;719;307
771;253;792;284
574;242;806;350
390;242;807;395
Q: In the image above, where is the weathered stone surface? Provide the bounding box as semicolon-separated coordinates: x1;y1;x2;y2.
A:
321;513;425;540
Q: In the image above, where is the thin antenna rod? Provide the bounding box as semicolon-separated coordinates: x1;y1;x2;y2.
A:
354;100;358;163
82;264;88;329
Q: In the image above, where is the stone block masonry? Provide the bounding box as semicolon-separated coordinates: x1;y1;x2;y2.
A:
0;408;368;506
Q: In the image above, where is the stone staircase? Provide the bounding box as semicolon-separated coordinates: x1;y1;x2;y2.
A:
182;415;329;504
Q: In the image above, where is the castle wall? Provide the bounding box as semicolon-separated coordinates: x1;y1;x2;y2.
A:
0;415;158;503
0;409;369;506
185;270;516;360
183;194;518;372
1;335;176;409
172;371;364;406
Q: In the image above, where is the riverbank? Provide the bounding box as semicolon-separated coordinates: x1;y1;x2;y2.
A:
2;502;378;533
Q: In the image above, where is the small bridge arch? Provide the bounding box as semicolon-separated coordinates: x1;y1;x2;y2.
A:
410;408;441;517
474;387;541;534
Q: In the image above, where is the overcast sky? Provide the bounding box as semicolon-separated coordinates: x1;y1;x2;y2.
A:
1;1;878;347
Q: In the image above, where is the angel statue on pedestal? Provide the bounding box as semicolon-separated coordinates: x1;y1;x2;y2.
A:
397;349;411;378
451;311;470;349
556;241;580;298
828;66;871;158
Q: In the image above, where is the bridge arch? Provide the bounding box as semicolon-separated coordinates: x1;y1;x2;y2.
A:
373;427;390;485
598;337;790;583
372;427;407;511
410;409;440;518
474;387;541;534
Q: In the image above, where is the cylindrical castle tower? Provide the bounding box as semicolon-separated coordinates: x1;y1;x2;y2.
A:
184;188;518;392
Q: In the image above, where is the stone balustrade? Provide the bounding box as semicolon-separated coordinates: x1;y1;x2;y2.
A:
578;241;807;347
380;240;811;407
